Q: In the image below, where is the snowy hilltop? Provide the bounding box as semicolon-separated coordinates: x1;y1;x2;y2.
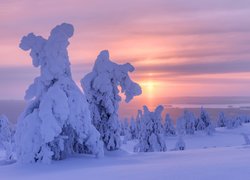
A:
82;50;142;151
15;23;103;163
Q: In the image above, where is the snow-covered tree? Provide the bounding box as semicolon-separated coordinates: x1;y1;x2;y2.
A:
234;115;243;127
134;105;166;152
164;113;176;136
0;115;14;160
226;115;242;129
176;116;186;136
183;110;195;135
135;110;143;138
119;120;125;136
123;118;132;144
195;118;206;131
175;136;186;151
217;112;227;127
15;23;103;163
82;50;142;151
239;114;249;123
130;117;138;139
241;133;250;145
196;107;215;135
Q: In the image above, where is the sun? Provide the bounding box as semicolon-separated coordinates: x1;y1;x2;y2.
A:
140;80;156;98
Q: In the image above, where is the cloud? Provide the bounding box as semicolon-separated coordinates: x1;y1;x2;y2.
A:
135;59;250;76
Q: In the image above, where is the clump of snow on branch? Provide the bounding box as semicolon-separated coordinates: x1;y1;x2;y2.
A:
15;23;103;163
134;105;166;152
82;50;142;151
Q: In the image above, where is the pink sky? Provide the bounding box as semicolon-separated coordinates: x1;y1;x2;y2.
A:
0;0;250;100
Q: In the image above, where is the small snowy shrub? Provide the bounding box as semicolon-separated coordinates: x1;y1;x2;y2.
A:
134;105;166;152
241;133;250;145
15;23;103;163
175;136;186;151
82;50;142;151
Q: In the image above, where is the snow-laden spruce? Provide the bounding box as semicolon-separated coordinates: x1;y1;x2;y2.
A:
123;118;132;144
176;110;195;135
135;110;143;138
82;50;142;150
176;116;186;136
15;23;103;163
217;112;227;127
164;113;176;136
134;105;166;152
183;110;196;135
195;107;215;135
130;117;138;139
0;115;14;160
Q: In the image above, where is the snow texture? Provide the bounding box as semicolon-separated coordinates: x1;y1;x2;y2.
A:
134;105;166;152
15;23;103;163
81;50;142;151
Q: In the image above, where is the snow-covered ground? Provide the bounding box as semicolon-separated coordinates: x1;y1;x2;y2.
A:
1;124;250;180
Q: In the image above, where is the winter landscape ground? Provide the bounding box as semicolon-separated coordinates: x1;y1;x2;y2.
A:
1;123;250;180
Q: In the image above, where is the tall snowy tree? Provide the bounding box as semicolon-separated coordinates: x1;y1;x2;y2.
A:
123;118;132;144
217;112;227;127
0;115;14;160
134;105;166;152
176;116;186;136
226;115;242;129
136;110;143;138
197;107;215;135
15;23;103;163
82;50;142;151
130;117;138;139
119;119;125;136
183;110;195;135
164;113;176;136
